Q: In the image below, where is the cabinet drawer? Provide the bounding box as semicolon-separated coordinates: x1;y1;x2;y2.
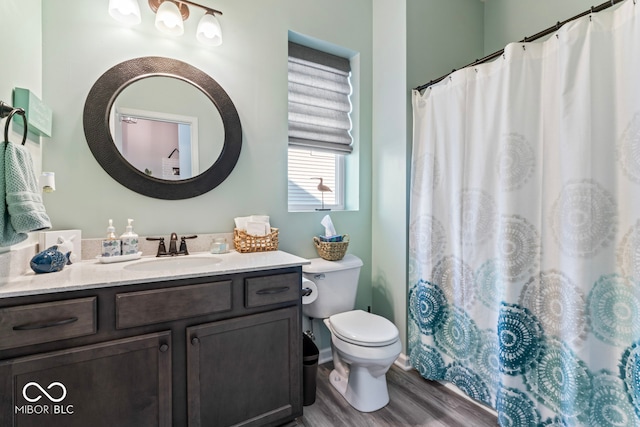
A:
116;281;232;329
245;273;300;308
0;297;97;351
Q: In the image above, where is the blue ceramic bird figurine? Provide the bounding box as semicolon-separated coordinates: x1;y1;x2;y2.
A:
30;245;71;274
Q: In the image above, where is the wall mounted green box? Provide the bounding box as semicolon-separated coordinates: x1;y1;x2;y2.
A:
13;88;52;137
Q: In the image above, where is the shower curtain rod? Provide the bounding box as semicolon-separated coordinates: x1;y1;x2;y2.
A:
414;0;627;92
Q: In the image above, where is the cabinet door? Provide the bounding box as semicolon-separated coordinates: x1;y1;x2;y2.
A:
187;306;302;427
0;331;172;427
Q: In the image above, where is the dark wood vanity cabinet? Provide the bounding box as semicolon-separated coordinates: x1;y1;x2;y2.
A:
187;307;300;427
0;267;303;427
0;332;172;427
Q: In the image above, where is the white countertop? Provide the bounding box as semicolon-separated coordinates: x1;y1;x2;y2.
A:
0;250;310;299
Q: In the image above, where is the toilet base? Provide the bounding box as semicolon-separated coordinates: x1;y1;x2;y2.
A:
328;366;390;413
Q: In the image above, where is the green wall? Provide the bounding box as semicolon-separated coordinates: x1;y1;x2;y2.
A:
0;0;42;254
0;1;41;128
407;0;484;91
372;0;408;352
399;0;485;355
484;0;599;54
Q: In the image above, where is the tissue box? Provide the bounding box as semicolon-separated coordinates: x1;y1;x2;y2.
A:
318;235;343;242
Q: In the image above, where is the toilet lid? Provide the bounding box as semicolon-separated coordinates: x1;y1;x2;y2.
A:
329;310;399;347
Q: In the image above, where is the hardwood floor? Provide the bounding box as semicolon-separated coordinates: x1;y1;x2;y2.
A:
296;362;499;427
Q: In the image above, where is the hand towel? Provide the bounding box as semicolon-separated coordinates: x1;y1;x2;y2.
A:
0;142;21;247
234;215;270;233
246;221;269;236
0;141;51;247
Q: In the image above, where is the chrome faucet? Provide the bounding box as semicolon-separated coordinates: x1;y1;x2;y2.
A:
147;233;197;257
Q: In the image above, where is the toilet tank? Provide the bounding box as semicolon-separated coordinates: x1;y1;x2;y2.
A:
302;254;363;319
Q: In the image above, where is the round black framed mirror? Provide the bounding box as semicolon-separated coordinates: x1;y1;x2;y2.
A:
83;56;242;200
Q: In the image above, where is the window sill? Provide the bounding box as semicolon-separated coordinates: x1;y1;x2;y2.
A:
288;208;353;213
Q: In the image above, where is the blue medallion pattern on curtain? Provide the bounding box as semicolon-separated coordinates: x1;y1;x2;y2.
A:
409;1;640;425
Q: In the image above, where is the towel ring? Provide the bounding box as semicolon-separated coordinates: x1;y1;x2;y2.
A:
3;107;28;145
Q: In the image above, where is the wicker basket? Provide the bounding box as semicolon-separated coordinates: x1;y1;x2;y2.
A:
234;227;279;253
313;234;349;261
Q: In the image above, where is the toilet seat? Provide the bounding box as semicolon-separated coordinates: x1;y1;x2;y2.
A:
329;310;399;347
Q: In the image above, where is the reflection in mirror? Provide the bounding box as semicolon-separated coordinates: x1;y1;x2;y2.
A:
110;76;224;181
114;109;197;180
83;56;242;200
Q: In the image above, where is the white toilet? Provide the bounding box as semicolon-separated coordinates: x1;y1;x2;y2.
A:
302;254;401;412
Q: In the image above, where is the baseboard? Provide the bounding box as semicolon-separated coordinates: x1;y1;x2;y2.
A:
393;352;412;371
318;347;332;365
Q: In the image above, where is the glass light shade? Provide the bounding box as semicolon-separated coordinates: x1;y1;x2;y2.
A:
155;1;184;36
108;0;142;25
196;13;222;46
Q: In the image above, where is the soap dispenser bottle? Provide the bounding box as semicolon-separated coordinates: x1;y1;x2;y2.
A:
101;219;122;257
120;219;139;255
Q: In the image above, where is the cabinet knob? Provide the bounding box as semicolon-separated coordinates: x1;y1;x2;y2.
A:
159;344;169;353
191;337;200;345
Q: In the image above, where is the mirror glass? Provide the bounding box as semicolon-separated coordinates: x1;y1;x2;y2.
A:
110;76;224;181
83;56;242;200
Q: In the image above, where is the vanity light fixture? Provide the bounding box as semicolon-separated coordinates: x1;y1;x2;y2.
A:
109;0;223;46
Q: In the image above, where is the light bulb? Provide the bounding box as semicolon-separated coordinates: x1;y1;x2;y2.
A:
196;13;222;46
108;0;142;25
155;1;184;36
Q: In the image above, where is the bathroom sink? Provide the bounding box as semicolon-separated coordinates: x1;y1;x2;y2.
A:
123;256;223;272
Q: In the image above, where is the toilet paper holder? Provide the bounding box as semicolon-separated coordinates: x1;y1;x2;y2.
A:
301;277;318;305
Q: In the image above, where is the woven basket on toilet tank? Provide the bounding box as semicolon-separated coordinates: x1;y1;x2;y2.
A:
313;234;349;261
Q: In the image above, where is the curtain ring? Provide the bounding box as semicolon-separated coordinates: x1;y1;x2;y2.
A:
3;108;28;145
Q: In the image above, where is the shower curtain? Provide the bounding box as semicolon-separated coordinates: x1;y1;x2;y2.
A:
409;2;640;426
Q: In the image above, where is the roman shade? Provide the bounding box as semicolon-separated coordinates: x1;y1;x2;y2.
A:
288;42;353;154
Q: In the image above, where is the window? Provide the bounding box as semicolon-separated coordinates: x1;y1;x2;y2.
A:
287;41;352;211
288;148;344;211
